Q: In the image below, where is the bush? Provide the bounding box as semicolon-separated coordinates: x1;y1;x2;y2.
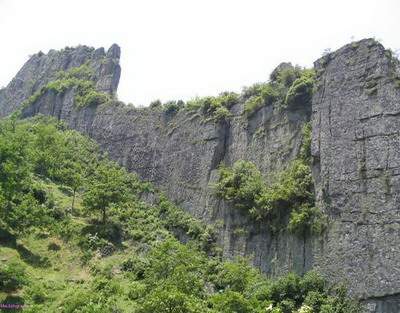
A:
138;287;206;313
243;83;279;116
24;282;48;304
0;261;27;291
288;205;326;236
75;88;110;108
274;66;303;88
215;121;325;235
57;286;119;313
164;101;182;115
210;258;261;293
210;290;254;313
185;92;238;121
285;70;315;109
149;99;162;109
144;239;206;296
215;161;264;213
22;65;111;110
127;281;146;300
121;255;149;280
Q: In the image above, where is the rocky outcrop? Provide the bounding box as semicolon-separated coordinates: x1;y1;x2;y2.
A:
1;39;399;311
21;87;311;276
0;44;121;117
312;39;400;312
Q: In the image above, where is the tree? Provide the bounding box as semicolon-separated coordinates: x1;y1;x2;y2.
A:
83;160;128;224
58;160;83;213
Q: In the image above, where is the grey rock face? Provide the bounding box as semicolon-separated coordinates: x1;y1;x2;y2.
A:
1;39;400;310
15;70;313;278
312;38;400;311
0;44;121;116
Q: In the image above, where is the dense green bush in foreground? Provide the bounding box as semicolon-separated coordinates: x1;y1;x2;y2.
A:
0;116;358;312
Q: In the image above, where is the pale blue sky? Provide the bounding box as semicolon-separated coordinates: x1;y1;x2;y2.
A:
0;0;399;106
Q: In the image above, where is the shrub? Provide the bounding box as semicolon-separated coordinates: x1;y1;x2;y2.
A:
75;88;110;108
0;261;27;291
138;287;206;313
210;290;254;313
285;70;315;109
215;121;325;235
288;204;326;236
144;239;206;296
127;281;146;300
24;282;48;304
243;83;279;116
57;286;119;313
164;101;181;115
121;255;149;280
215;161;264;212
275;66;303;87
185;92;238;121
254;159;314;221
212;106;231;121
149;99;162;109
22;65;111;110
210;258;261;293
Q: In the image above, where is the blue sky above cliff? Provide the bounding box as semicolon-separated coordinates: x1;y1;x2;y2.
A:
0;0;399;105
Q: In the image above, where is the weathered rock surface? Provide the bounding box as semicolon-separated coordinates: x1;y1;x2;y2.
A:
312;39;400;312
1;39;399;312
0;44;121;116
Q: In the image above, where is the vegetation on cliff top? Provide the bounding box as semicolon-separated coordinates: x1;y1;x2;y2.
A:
21;64;111;110
0;116;358;312
243;66;315;116
144;64;315;122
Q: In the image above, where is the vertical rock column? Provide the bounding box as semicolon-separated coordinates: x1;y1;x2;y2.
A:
312;39;400;312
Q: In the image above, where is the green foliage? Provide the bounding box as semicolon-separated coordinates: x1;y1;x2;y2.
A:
243;66;314;116
273;65;303;87
215;123;325;235
0;119;55;233
186;92;238;121
138;287;207;313
210;291;254;313
0;261;27;291
143;239;207;296
149;99;162;109
285;70;315;109
0;116;357;313
288;204;326;236
243;83;280;115
83;160;130;223
163;100;183;115
254;159;314;221
22;64;111;110
215;161;264;212
299;123;312;161
210;258;261;293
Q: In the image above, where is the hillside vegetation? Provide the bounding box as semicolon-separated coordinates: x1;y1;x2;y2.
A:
0;116;359;312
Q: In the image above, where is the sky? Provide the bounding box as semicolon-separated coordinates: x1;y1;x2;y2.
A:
0;0;399;106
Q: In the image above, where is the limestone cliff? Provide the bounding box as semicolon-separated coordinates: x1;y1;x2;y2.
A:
0;44;121;117
312;39;400;313
0;39;399;312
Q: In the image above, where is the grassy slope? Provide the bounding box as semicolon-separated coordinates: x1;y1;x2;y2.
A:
0;180;142;312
